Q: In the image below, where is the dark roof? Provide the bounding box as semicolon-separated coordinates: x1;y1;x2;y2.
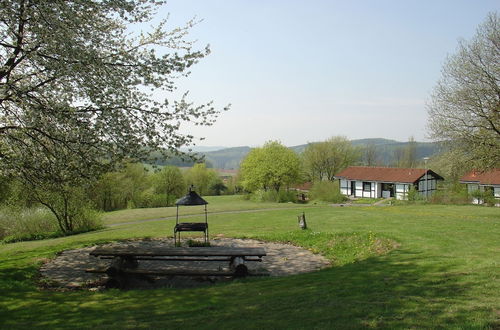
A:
175;190;208;206
460;169;500;185
334;166;444;183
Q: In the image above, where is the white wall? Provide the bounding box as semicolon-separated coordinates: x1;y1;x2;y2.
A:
355;181;362;197
340;179;348;195
395;184;409;200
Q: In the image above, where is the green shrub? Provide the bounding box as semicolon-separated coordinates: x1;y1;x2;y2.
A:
407;186;424;202
186;239;211;247
250;189;297;203
71;207;103;233
0;206;58;241
0;204;103;243
470;188;497;206
309;181;347;203
429;186;469;205
136;189;170;208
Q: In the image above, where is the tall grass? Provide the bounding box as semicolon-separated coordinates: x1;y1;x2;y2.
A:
0;206;58;242
245;189;298;203
0;205;103;243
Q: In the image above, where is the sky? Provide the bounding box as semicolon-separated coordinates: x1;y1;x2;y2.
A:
148;0;499;148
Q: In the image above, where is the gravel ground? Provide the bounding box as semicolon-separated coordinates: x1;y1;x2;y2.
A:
39;237;331;290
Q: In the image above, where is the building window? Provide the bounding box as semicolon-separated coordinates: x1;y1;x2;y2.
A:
363;182;371;192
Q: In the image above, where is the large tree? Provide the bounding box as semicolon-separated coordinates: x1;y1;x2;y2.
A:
153;165;186;206
0;1;224;231
240;141;301;192
184;163;218;196
427;12;500;169
302;136;360;182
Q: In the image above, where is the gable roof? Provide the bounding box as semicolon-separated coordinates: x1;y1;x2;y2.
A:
334;166;443;184
460;169;500;185
176;190;208;206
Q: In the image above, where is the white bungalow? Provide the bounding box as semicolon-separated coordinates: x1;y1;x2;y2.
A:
334;166;444;200
460;169;500;206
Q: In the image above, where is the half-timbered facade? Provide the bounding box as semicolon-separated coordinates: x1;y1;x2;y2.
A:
460;169;500;206
334;166;443;200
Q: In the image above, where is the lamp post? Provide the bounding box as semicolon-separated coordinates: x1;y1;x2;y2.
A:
423;157;430;199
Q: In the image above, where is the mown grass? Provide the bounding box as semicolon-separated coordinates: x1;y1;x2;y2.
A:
102;195;312;225
0;202;499;329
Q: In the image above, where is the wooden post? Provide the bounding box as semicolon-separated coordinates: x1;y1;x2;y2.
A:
298;212;307;229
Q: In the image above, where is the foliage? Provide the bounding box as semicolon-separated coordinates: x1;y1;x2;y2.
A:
186;239;211;247
393;136;418;168
407;185;424;202
152;166;186;206
249;189;297;203
469;188;497;206
0;204;102;242
0;0;226;231
90;163;150;211
362;143;380;166
184;163;218;196
428;184;469;205
0;206;57;241
426;148;471;182
240;141;301;192
0;0;223;173
209;180;227;196
427;12;500;169
302;136;360;181
309;180;347;203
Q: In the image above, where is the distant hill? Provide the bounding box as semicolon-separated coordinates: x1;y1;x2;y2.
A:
203;146;251;170
158;139;443;170
350;138;442;165
180;146;227;153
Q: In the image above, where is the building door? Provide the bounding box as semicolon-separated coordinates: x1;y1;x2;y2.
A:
350;181;356;196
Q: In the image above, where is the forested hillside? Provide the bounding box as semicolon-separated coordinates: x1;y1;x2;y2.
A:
156;138;442;170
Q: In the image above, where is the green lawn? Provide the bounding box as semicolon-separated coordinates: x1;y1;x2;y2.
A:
102;195;313;225
0;201;499;329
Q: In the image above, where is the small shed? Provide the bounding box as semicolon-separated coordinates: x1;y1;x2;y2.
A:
174;188;209;245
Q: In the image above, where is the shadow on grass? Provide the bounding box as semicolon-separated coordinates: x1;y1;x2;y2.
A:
0;249;494;329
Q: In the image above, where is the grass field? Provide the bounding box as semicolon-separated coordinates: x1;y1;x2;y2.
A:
0;199;499;329
102;195;315;225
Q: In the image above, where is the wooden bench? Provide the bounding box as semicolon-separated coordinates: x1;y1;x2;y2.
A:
86;247;268;287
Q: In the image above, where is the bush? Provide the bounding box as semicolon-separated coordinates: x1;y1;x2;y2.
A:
71;207;103;233
407;186;424;202
309;181;347;203
136;189;171;208
429;186;469;205
249;189;297;203
0;204;103;243
469;188;497;206
0;206;58;241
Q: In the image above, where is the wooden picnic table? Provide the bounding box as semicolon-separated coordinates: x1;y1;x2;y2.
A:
87;246;267;288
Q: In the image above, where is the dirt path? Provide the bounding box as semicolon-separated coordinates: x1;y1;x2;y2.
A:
39;237;331;290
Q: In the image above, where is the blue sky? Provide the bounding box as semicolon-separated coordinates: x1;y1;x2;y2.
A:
153;0;499;147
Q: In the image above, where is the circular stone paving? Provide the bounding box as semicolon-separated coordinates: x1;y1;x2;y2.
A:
39;238;331;290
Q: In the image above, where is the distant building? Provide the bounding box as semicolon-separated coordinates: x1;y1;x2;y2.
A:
334;166;443;200
460;169;500;206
